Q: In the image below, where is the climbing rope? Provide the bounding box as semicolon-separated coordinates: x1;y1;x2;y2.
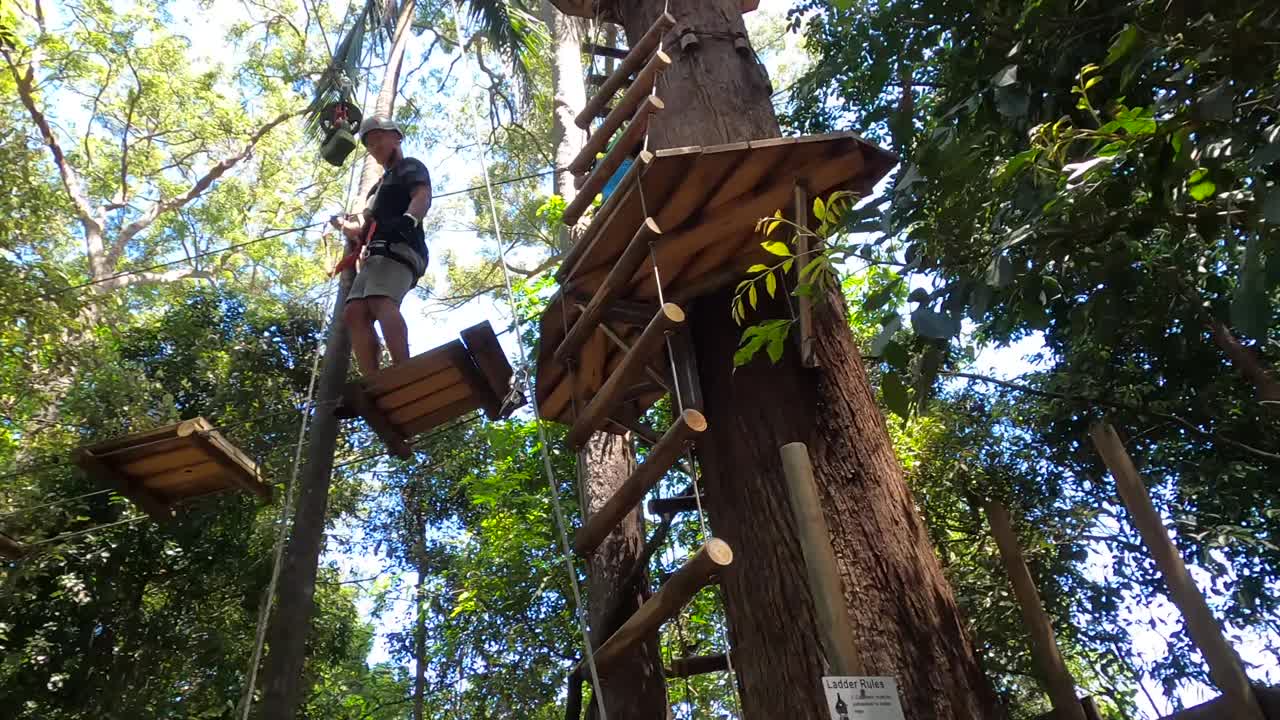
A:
446;2;609;716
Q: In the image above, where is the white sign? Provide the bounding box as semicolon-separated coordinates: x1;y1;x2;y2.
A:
822;676;906;720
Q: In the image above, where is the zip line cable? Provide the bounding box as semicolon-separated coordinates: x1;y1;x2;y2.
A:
445;2;608;716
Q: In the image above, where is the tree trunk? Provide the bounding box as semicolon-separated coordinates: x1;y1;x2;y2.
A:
1209;319;1280;403
605;2;1001;718
255;2;418;717
542;3;669;715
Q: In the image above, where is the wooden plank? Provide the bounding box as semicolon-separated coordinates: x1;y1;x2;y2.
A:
779;442;863;676
376;366;464;412
793;183;818;368
93;435;191;464
575;12;675;130
460;321;516;414
363;342;462;396
1090;423;1263;720
75;448;172;521
985;500;1084;720
581;538;733;673
84;417;204;456
575;409;706;555
120;445;208;477
445;340;501;420
567;304;684;447
342;382;413;460
666;326;702;411
142;460;225;491
584;43;628;61
704;137;797;209
557;150;653;283
387;381;473;427
564;95;664;227
557;218;662;365
665;654;729;678
654;142;750;231
184;419;263;486
189;431;272;502
647;495;704;516
399;396;481;437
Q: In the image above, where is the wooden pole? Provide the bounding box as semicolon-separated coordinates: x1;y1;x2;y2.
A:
567;303;684;447
575;409;706;556
793;183;817;368
556;218;662;364
778;442;862;675
666;653;730;678
984;500;1085;720
647;494;703;516
575;14;675;129
563;94;664;227
578;538;734;674
1089;423;1262;720
571;47;673;172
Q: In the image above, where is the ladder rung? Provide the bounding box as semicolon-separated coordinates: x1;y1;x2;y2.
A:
647;494;704;516
563;96;662;227
571;50;672;175
575;409;706;556
665;653;730;678
556;150;652;283
578;538;733;675
587;73;611;86
577;13;674;129
583;43;629;60
567;303;685;448
555;217;661;365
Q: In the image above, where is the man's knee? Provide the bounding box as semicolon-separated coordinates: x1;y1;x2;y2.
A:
344;300;372;329
369;296;402;320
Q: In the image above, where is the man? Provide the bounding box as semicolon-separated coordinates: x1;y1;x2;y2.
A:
330;115;431;376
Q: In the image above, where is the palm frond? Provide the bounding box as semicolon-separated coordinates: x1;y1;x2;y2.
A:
462;0;548;82
303;0;385;141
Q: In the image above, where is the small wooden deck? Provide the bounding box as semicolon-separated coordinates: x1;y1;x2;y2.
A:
74;417;270;520
342;321;522;458
535;132;897;425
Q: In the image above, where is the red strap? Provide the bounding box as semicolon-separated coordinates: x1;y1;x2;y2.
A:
330;219;377;277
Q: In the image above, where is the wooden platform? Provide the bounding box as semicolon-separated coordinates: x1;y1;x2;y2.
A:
535;132;896;425
74;417;270;521
342;321;521;458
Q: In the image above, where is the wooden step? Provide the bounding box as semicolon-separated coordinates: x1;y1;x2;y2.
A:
575;409;706;556
556;218;661;365
563;94;664;227
647;494;704;516
556;150;652;283
571;51;672;175
666;653;730;678
567;303;684;447
577;538;733;675
576;12;676;130
584;43;629;61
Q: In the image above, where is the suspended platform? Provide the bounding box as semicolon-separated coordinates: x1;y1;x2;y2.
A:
74;417;271;521
341;321;522;459
536;131;897;428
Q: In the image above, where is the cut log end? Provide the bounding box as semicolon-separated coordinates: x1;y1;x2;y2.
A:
705;537;733;567
680;408;707;434
660;303;685;324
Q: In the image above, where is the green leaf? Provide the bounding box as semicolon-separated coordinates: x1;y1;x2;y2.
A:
911;307;958;339
862;277;903;312
985;255;1014;288
1250;125;1280;168
869;315;902;356
1104;25;1140;66
747;264;770;273
1232;233;1269;338
766;330;786;363
782;258;794;274
765;272;777;298
992;64;1018;87
883;339;910;372
748;282;758;308
881;372;910;419
813;196;827;222
995;149;1039;185
1187;168;1216;201
762;241;791;257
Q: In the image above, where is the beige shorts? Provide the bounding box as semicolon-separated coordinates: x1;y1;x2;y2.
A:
348;254;415;304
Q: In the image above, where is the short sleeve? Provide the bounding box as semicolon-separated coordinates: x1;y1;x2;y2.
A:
395;158;431;192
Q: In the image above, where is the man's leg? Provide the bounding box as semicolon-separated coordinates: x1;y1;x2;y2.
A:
344;299;382;374
370;296;410;365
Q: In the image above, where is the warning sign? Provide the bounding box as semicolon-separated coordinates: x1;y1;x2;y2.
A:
822;676;906;720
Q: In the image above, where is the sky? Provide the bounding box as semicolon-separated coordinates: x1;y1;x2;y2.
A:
62;0;1277;715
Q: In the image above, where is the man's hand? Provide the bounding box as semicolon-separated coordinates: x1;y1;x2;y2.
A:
330;214;365;241
391;212;421;242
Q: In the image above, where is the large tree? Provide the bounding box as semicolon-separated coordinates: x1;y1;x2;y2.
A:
569;1;1002;718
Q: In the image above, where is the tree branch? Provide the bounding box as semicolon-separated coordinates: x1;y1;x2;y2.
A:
943;371;1280;464
96;267;214;292
111;107;303;259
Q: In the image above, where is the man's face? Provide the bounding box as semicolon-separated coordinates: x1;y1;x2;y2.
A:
363;129;401;165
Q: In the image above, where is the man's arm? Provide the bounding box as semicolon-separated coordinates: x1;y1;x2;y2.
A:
329;213;366;241
406;184;432;221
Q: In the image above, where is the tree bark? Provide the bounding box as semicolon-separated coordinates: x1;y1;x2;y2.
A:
1209;319;1280;404
604;2;1002;718
255;1;418;717
543;4;669;715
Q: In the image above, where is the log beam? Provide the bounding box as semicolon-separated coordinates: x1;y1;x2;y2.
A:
564;95;664;227
779;442;862;675
985;500;1085;720
665;653;730;678
584;43;628;60
1090;423;1263;720
567;303;684;447
556;218;663;365
572;50;672;171
580;538;733;674
575;13;675;130
575;409;706;556
74;448;172;522
647;494;704;516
